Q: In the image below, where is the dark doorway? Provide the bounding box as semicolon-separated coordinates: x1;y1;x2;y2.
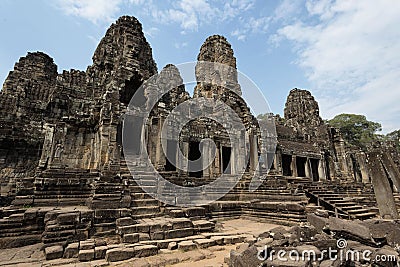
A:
350;155;363;182
325;156;331;180
120;74;145;106
188;141;202;177
165;140;177;171
310;159;319;182
296;157;307;177
282;154;292;176
123;116;142;155
117;122;123;156
222;146;231;174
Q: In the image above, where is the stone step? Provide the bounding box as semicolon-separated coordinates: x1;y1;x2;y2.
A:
347;208;371;214
131;199;159;207
352;212;377;219
340;205;364;211
131;206;160;216
333;202;358;207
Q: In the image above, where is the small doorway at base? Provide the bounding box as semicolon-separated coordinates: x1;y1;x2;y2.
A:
188;141;202;178
310;159;319;182
221;146;231;174
296;157;307;177
282;154;292;176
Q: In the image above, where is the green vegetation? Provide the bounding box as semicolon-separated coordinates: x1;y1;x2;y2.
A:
327;113;382;148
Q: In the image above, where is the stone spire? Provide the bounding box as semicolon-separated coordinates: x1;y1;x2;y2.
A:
88;16;157;100
284;88;323;136
157;64;189;110
194;35;241;98
1;51;57;116
197;35;237;68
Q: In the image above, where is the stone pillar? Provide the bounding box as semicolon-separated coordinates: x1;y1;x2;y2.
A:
155;116;166;170
182;142;189;176
381;152;400;193
230;142;236;175
276;151;283;175
214;143;220;175
305;158;312;179
367;151;398;219
358;153;370;184
249;134;258;172
335;138;350;179
291;156;297;177
202;140;210;178
318;158;326;180
273;153;278;170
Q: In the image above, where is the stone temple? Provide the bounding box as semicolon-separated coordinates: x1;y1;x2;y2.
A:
0;16;400;265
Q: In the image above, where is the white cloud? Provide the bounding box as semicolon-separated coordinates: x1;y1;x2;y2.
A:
56;0;258;36
231;16;270;41
274;0;400;132
56;0;122;24
222;0;255;20
231;29;247;41
273;0;303;22
151;0;219;32
174;42;188;49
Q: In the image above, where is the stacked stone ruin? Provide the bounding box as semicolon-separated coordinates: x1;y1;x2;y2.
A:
0;16;399;263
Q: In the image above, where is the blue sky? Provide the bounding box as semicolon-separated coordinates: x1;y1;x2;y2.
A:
1;0;399;133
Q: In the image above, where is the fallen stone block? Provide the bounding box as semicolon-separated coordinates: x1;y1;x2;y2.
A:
254;237;273;248
95;238;107;247
95;246;108;259
231;235;245;244
149;222;162;233
307;213;329;232
45;245;64;260
139;233;150;241
78;249;95;262
326;217;375;245
116;217;135;226
168;242;178;250
150;231;164;240
166;228;194;239
192;220;214;232
123;233;139;243
105;247;134;262
169;209;185;217
178;240;197;251
136;223;150;233
210;236;225;245
171;218;193;229
80;239;95;250
134;245;158;257
229;245;262;267
183;207;205;217
63;242;79;258
194;238;215;248
57;212;79;225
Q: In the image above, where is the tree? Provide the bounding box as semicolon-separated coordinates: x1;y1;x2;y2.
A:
327;114;382;148
386;129;400;151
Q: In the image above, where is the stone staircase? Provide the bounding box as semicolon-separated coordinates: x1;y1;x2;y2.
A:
0;206;44;248
120;159;162;219
30;169;97;207
205;174;309;224
305;182;378;220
